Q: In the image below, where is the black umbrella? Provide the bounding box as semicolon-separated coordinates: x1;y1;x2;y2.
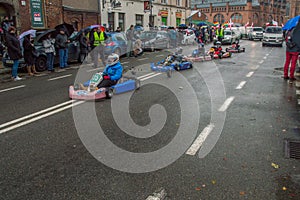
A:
292;20;300;48
36;29;56;43
55;23;75;37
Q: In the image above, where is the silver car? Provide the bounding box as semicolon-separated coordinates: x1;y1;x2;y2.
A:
262;26;283;47
248;27;264;41
221;30;239;45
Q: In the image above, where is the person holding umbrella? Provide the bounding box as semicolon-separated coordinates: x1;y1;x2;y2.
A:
23;34;38;76
5;26;22;81
282;18;300;82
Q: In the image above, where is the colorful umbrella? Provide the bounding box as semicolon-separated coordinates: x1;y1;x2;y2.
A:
36;29;56;43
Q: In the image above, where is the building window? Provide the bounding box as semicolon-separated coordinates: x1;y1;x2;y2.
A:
176;0;181;6
213;13;224;24
231;13;243;23
161;0;168;3
136;14;143;26
118;13;125;32
108;12;115;32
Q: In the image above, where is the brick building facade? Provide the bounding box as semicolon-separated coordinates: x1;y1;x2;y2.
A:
0;0;99;33
190;0;300;27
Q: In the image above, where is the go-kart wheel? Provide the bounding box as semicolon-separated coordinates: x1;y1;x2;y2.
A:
218;54;222;59
105;88;114;99
135;79;141;89
225;48;228;52
190;64;193;68
175;65;180;71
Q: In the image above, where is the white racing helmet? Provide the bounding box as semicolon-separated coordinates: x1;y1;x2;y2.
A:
216;41;221;47
107;53;119;66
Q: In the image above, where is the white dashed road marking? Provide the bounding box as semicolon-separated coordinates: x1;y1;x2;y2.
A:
140;73;162;81
218;96;235;112
259;60;264;64
186;124;215;156
0;85;26;93
246;71;254;77
48;74;72;81
236;81;247;89
138;58;149;61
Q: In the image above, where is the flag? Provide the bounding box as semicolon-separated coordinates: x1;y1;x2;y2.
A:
229;18;233;30
245;22;249;27
272;20;278;26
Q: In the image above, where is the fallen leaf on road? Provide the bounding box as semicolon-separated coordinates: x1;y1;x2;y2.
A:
239;191;245;195
289;193;296;197
223;157;227;161
282;187;287;191
195;187;201;191
179;87;183;90
282;129;286;132
271;163;279;169
211;180;216;185
202;184;206;188
176;123;180;126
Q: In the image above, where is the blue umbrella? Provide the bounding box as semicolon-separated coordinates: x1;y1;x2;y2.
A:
283;15;300;31
179;24;187;27
197;22;207;27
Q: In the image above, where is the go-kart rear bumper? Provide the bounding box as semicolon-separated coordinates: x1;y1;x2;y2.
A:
69;86;106;100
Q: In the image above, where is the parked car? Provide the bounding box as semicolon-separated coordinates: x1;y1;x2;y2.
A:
181;29;196;45
2;30;82;72
248;27;264;41
104;32;128;56
140;31;170;52
262;26;283;47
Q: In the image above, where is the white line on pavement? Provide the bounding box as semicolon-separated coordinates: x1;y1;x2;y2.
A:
263;56;267;59
121;61;129;64
48;74;72;81
0;100;75;129
0;85;25;93
0;101;83;135
86;68;100;72
138;58;149;61
266;54;269;56
236;81;247;89
140;73;161;81
246;71;254;77
259;60;264;64
186;124;215;156
137;72;155;79
218;96;235;112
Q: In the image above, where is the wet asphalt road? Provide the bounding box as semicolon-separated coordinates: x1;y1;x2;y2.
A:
0;40;299;200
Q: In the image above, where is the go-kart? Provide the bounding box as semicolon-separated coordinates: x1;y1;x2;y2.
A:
185;48;212;62
150;54;193;77
225;44;245;53
207;46;232;59
69;73;140;100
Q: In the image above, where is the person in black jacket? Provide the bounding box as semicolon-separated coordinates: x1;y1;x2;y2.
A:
23;34;38;76
79;31;88;62
5;26;22;81
55;28;70;69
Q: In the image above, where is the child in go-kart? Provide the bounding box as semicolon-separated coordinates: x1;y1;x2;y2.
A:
192;43;205;57
79;53;123;91
231;41;240;50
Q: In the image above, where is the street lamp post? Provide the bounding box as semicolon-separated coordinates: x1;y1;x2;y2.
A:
149;0;153;29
